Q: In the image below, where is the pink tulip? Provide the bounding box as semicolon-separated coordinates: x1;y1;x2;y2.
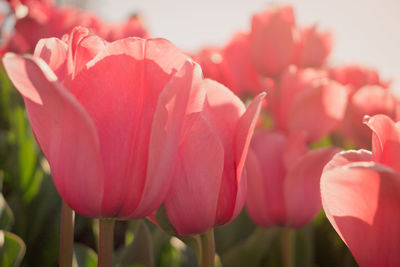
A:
329;65;390;94
161;84;265;236
92;15;149;41
321;114;400;266
221;32;264;96
192;33;263;97
273;65;348;143
295;25;332;68
4;2;148;54
246;130;339;227
2;27;207;219
341;85;400;148
249;5;300;77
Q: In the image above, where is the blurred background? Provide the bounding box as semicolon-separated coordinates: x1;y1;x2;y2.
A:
87;0;400;90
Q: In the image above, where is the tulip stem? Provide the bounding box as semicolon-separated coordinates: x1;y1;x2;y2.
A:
59;200;74;267
280;228;295;267
98;218;115;267
200;229;215;267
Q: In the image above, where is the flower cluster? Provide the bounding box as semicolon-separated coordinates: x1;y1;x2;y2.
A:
0;1;399;266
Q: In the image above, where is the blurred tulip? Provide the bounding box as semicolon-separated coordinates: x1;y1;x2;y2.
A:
321;114;400;266
249;5;300;77
273;65;348;142
295;25;332;68
246;131;339;228
91;14;149;41
341;85;400;148
329;65;390;94
221;32;264;96
161;85;265;236
2;26;205;219
192;32;263;98
4;2;148;54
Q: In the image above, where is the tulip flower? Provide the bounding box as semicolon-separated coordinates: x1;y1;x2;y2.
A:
193;32;263;97
246;130;339;228
329;65;390;94
4;2;148;54
295;25;332;68
160;84;265;236
2;26;205;219
341;85;400;148
273;66;348;143
321;114;400;266
249;5;300;77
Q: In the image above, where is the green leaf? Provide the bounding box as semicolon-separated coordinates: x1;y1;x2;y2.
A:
73;243;97;267
117;220;154;267
0;230;26;267
0;194;14;230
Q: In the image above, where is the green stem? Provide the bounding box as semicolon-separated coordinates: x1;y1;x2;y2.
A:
59;201;74;267
98;218;115;267
200;229;215;267
280;228;295;267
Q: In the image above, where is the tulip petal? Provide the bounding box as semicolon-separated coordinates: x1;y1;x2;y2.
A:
364;114;400;172
2;53;104;217
246;131;287;227
230;92;265;219
164;113;224;236
123;61;206;218
288;80;348;142
200;79;246;224
284;147;339;227
342;86;399;148
250;5;298;76
321;151;400;266
69;38;187;216
275;66;326;131
33;37;68;78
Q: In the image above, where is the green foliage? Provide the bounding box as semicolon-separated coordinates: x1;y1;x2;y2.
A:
0;231;26;267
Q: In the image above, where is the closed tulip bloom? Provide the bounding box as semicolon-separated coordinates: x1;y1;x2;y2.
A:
342;85;400;148
250;5;300;77
161;80;265;236
2;27;206;219
274;66;348;143
329;65;390;94
193;33;263;98
246;131;339;228
295;26;332;68
321;114;400;266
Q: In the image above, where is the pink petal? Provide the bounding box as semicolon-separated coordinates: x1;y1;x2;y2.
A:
342;86;399;148
295;26;332;68
328;65;390;92
230;92;265;220
250;5;299;76
284;147;340;227
321;151;400;266
222;32;264;95
288;79;348;142
282;131;308;170
274;66;326;131
69;38;188;216
124;61;206;218
364;114;400;172
200;79;245;225
164;113;224;236
2;53;104;217
246;130;287;227
33;37;68;78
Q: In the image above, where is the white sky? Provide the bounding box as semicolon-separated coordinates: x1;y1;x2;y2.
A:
88;0;400;90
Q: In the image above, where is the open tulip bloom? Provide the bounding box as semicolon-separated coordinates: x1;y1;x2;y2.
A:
2;25;265;266
321;114;400;266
